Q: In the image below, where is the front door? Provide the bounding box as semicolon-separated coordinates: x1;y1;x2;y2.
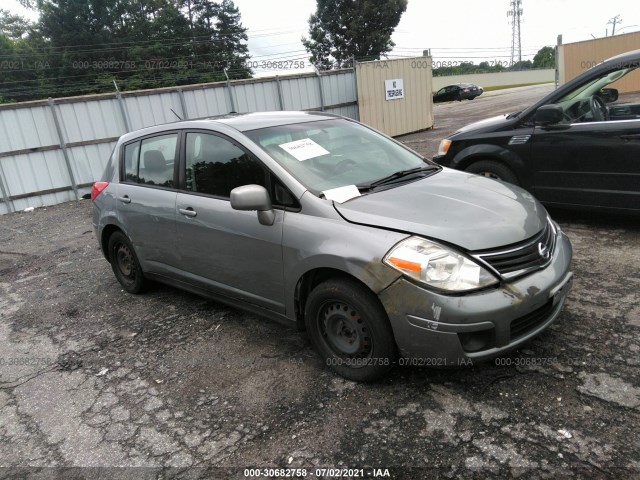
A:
530;117;640;210
175;131;286;313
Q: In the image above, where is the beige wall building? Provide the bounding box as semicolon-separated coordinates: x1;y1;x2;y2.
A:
558;31;640;93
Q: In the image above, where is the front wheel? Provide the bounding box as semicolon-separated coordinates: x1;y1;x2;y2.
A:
466;160;519;186
108;231;146;294
304;278;397;382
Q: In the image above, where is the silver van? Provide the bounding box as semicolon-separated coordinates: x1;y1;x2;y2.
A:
92;112;573;381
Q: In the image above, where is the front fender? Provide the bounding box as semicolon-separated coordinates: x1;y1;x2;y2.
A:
451;143;523;170
281;212;406;320
450;143;529;186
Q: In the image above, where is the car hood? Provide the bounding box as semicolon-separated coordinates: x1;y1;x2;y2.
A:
334;168;548;251
454;114;513;135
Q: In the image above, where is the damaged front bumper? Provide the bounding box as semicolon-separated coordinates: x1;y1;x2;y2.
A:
378;230;573;364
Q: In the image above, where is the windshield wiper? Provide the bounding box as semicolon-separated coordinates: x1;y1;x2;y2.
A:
506;111;522;119
358;165;439;191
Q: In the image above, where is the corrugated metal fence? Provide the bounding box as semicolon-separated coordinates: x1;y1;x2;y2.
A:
0;68;358;214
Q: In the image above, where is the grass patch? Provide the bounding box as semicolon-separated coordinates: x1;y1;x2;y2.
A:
483;81;554;92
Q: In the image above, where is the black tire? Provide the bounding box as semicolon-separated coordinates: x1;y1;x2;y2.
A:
107;231;146;294
304;278;397;382
466;160;519;185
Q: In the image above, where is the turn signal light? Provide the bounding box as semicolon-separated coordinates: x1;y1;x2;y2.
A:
437;139;452;156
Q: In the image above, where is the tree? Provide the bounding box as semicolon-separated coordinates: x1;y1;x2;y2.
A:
0;0;252;101
0;10;48;103
0;9;33;39
212;0;250;79
302;0;407;70
533;46;555;69
182;0;250;79
509;60;533;71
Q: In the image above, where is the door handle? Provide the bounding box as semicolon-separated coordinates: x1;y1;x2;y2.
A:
179;207;197;218
117;195;131;204
620;134;640;141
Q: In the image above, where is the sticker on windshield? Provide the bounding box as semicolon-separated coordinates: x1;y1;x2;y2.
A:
322;185;361;203
278;138;329;161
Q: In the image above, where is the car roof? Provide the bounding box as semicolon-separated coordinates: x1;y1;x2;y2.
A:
602;47;640;65
196;111;341;132
115;111;344;144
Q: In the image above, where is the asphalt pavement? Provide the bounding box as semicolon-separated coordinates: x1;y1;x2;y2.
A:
0;84;638;479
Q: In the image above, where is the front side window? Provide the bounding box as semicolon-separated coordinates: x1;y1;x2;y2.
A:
185;132;267;198
555;66;639;123
123;133;177;187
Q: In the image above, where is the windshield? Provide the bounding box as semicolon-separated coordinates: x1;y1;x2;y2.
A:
557;67;634;104
244;119;428;192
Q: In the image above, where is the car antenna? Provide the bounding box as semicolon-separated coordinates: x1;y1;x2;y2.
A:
170;108;183;121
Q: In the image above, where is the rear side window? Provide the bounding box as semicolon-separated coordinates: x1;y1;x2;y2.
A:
185;132;266;198
124;142;140;182
123;133;178;187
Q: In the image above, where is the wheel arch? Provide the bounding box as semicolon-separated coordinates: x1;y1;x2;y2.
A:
100;223;124;261
293;266;395;331
451;144;526;185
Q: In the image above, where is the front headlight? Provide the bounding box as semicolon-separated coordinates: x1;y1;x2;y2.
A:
437;139;451;156
384;237;498;292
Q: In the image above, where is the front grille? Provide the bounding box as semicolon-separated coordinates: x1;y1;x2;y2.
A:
473;220;556;279
510;300;555;341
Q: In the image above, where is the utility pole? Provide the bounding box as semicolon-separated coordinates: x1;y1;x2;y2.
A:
608;15;622;35
507;0;523;65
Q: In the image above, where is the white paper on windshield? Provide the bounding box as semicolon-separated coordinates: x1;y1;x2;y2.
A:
278;138;329;161
322;185;361;203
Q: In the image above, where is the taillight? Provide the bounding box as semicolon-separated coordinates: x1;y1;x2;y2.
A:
91;181;109;201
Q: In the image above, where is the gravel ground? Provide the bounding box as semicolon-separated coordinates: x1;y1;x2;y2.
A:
0;86;639;479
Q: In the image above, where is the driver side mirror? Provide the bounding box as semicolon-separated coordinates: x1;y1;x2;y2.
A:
535;104;565;125
230;184;275;226
599;88;618;103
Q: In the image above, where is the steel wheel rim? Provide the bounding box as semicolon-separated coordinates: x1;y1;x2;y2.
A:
115;243;136;282
320;301;372;359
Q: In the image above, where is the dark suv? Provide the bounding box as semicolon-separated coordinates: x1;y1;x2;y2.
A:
433;49;640;213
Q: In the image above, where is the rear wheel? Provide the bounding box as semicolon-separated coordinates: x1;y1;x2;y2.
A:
108;231;146;294
304;278;397;382
466;160;519;185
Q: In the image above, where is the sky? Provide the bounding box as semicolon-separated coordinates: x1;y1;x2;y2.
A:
5;0;639;76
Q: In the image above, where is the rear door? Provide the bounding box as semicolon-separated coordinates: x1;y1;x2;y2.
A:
116;132;180;271
175;130;286;313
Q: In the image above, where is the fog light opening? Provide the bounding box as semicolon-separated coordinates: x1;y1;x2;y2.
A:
459;330;495;353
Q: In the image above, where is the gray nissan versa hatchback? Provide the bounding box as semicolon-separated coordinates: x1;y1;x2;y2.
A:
92;111;573;381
